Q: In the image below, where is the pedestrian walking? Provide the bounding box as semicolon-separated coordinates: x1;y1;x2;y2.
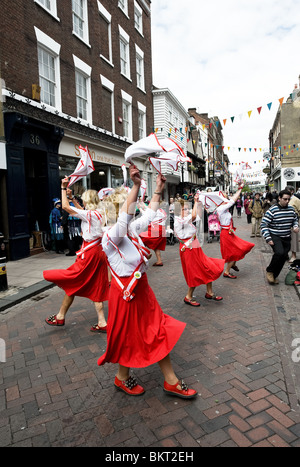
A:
49;198;65;254
174;193;225;306
97;164;197;399
261;189;299;284
262;192;276;214
285;185;300;263
216;186;255;278
249;193;264;237
44;178;109;332
243;194;252;224
236;196;242;217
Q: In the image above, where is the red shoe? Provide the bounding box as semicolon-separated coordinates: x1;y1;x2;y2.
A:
205;293;223;301
114;376;145;396
45;315;65;326
223;273;237;279
153;262;163;266
164;380;197;399
90;324;107;333
184;297;201;307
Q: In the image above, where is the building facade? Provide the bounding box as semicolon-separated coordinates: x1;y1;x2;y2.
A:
152;87;189;198
268;81;300;192
188;109;229;191
0;0;153;260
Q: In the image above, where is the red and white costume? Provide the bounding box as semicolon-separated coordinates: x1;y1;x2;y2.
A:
174;213;225;287
97;208;185;368
217;199;255;262
43;207;109;302
139;208;167;251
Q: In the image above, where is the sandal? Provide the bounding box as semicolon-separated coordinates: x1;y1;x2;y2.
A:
205;293;223;301
184;297;201;307
163;380;197;399
90;324;107;333
153;262;163;266
223;273;237;279
45;315;65;326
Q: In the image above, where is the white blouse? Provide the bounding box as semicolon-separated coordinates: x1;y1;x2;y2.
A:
174;214;197;239
102;208;157;277
71;207;104;242
216;199;235;227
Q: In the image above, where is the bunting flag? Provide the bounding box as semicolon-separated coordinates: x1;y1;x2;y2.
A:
68;145;94;187
124;133;191;175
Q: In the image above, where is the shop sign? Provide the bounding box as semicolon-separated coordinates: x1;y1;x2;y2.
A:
75;144;122;166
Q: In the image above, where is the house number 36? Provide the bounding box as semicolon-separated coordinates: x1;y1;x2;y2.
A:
30;134;40;146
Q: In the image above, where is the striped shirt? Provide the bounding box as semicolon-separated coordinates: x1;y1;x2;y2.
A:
261;204;298;242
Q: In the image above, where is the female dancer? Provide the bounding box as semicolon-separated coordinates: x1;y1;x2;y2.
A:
98;164;197;399
140;207;167;266
174;193;225;307
44;178;109;332
217;186;255;278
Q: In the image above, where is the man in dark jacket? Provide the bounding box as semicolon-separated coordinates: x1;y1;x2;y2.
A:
261;190;299;284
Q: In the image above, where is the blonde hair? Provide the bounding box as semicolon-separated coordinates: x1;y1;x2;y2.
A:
81;190;100;210
98;187;129;225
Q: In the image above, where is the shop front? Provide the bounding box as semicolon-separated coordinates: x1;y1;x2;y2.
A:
58;132;152;198
4;112;64;260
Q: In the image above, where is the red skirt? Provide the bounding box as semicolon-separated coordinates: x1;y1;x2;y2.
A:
179;238;225;287
43;243;109;302
140;225;166;251
220;229;255;262
97;274;186;368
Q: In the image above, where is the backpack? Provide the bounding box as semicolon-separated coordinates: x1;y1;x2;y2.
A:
285;269;298;285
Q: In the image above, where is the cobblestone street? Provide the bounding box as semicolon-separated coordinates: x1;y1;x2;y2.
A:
1;216;300;448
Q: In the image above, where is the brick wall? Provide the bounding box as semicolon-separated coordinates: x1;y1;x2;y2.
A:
1;0;153;140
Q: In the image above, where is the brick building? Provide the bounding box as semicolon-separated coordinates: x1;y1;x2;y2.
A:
0;0;153;260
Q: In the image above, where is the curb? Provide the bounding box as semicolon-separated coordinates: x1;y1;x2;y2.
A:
0;281;55;312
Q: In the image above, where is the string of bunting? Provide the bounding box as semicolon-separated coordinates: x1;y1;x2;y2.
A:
152;93;299;152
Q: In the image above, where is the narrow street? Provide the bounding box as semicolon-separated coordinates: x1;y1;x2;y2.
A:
0;215;300;448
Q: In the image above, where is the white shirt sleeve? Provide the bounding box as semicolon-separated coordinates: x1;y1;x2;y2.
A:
129;207;157;236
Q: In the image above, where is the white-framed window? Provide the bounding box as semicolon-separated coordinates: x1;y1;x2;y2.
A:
134;1;143;35
97;1;113;65
34;27;61;111
73;55;92;123
121;90;132;140
135;45;145;91
119;26;131;80
100;75;115;133
138;102;146;139
34;0;59;20
168;103;173;124
174;110;179;129
118;0;128;16
72;0;90;46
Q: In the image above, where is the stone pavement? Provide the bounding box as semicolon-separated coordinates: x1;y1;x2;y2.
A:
0;216;300;448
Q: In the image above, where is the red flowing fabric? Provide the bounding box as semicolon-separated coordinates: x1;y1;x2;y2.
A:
140;224;166;251
97;274;186;368
220;229;255;262
43;243;109;302
179;238;225;287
